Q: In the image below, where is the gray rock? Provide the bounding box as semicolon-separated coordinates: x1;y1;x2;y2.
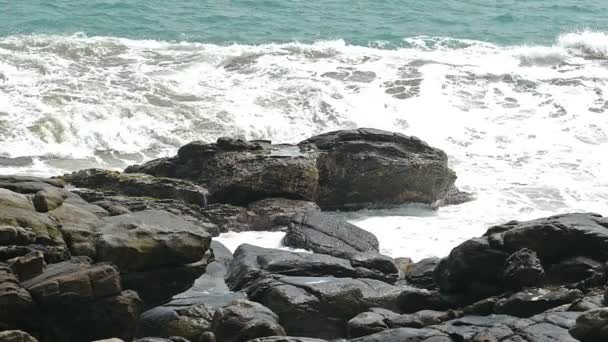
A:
284;211;379;257
405;257;440;289
0;330;39;342
212;299;286;342
570;308;608;342
503;248;545;289
493;287;583;318
33;188;65;212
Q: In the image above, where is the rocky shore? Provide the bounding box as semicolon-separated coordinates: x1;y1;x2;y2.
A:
1;128;606;342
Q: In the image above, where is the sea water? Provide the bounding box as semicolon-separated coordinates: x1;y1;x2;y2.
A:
1;0;608;260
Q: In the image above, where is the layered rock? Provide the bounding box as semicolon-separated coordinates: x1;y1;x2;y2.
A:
434;213;608;301
126;129;460;210
226;244;397;291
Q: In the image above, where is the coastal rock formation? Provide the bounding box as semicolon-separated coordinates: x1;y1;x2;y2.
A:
299;128;456;209
126;128;460;210
434;213;608;300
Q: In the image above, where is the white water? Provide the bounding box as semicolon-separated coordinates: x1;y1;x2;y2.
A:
1;31;608;260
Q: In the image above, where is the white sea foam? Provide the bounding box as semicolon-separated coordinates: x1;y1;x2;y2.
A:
1;32;608;260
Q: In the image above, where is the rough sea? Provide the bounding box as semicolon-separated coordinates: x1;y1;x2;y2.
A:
1;0;608;260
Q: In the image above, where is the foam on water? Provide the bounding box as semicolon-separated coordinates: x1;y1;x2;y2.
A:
1;31;608;259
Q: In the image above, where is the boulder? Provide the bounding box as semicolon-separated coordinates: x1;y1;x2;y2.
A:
32;188;65;213
347;309;456;338
570;308;608;342
503;248;545;289
284;211;379;257
0;330;38;342
126;138;319;206
247;276;403;339
212;299;286;342
396;285;452;313
493;287;583;318
299;128;456;210
226;244;397;291
347;327;451;342
347;311;390;338
546;257;602;284
434;213;608;300
0;188;69;263
246;338;327;342
21;257;142;341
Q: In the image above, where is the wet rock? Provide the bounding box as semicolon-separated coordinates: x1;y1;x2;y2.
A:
63;169;210;207
300;128;456;210
433;185;475;207
493;287;583;317
569;308;608;342
347;327;450;342
503;248;544;289
7;251;45;281
0;265;37;331
397;285;452;313
248;276;402;339
405;257;440;289
0;330;38;342
226;244;397;291
246;338;327;342
212;299;286;342
284;211;379;257
546;256;602;284
127;139;319;206
347;311;390;338
434;213;608;299
247;198;320;229
21;257;142;341
32;188;65;212
431;315;532;341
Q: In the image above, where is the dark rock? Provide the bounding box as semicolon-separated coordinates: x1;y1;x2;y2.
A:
570;308;608;342
431;315;532;341
300;128;456;210
569;292;605;311
0;265;37;331
248;276;402;339
212;299;286;342
347;311;390;338
21;257;142;341
7;251;45;281
247;198;320;230
397;285;452;313
433;185;475;208
246;338;327;342
32;188;65;212
405;257;440;289
284;211;379;257
493;287;583;317
0;330;38;342
435;213;608;300
63;169;210;207
347;327;451;342
127;139;319;206
226;244;397;291
503;248;545;289
546;256;602;284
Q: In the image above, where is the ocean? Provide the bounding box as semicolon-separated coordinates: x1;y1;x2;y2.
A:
1;0;608;260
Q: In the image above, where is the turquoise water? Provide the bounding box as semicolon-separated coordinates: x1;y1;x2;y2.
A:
1;0;607;45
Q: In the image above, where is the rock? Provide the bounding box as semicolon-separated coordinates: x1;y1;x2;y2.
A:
32;188;65;212
434;213;608;299
503;248;545;289
299;128;456;210
63;169;210;207
21;257;142;341
0;265;36;331
7;251;45;281
546;257;602;284
48;201;103;258
212;299;286;342
284;211;379;257
201;198;319;233
248;276;402;339
246;338;327;342
433;185;475;208
226;244;397;291
569;308;608;342
96;209;211;272
493;287;583;317
0;330;38;342
347;327;450;342
397;285;452;313
394;257;414;278
0;188;69;263
569;292;605;311
348;312;390;338
405;257;440;289
127;139;319;206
